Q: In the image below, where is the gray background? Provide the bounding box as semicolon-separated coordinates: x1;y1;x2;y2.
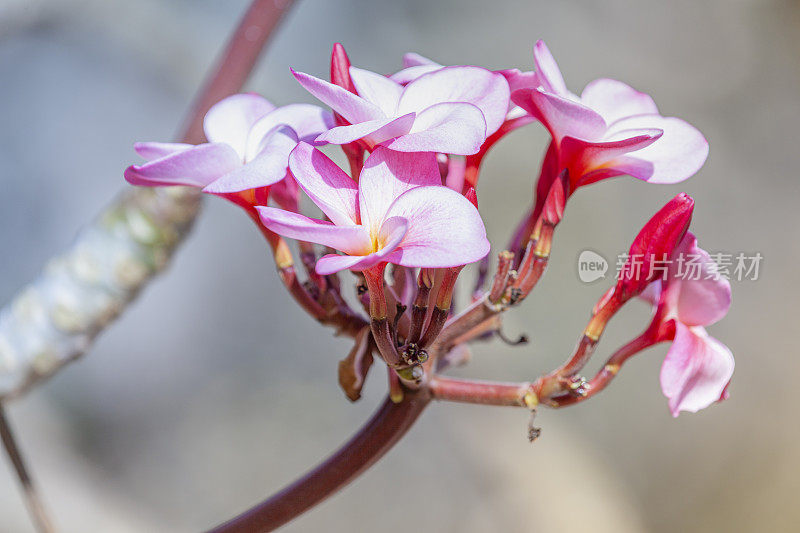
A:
1;0;797;531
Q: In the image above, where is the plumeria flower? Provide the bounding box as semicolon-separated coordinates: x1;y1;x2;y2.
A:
291;63;510;155
644;232;733;417
512;40;709;189
257;143;490;275
124;93;334;205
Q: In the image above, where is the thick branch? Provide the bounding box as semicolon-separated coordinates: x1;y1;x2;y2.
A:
0;0;296;400
210;392;430;532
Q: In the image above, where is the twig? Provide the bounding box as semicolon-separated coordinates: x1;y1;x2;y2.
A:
209;392;430;532
0;406;54;533
0;0;297;400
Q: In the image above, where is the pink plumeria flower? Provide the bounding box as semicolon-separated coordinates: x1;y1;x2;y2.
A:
291;63;510;155
257;143;490;275
644;231;733;417
124;93;334;205
512;40;709;189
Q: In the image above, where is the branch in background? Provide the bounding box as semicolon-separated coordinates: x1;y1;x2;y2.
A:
0;407;54;533
0;0;297;401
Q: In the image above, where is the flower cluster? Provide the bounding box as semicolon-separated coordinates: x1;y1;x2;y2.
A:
125;41;731;417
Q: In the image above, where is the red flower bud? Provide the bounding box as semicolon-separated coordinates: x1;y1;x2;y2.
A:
329;43;365;173
615;193;694;302
330;42;355;93
464;186;479;210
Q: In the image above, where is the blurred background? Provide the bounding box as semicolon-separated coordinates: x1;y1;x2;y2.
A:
1;0;797;531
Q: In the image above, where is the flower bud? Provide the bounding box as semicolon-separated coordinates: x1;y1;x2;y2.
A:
330;42;355;93
615;193;694;302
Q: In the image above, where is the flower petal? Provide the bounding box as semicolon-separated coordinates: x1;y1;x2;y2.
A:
670;232;732;327
390;65;442;85
204;126;298;194
292;69;384;123
246;104;334;158
257;207;371;255
532;40;568;96
204;93;275;159
397;66;510;135
134;142;192;160
515;88;607;142
382;102;486;155
580;78;659;124
357;148;440;233
349;66;403;116
660;323;734;417
605;115;709;184
287;143;359;226
315;219;407;274
124;143;240;188
559;130;662;185
382;186;490;267
499;68;540;94
403;52;439;68
316;114;415;146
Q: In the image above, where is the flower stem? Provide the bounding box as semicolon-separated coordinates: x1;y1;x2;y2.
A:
209;392;430;532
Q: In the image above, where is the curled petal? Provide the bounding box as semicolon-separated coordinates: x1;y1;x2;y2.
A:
383;102;486;155
560;130;662;186
134;142;192;160
669;233;732;327
292;69;384;124
316;114;415;146
660;323;734;417
287;143;359;226
532;40;568;96
580;78;659;124
124;143;240;188
204;93;275;159
517;88;607;142
349;66;403;116
383;186;490;267
606;115;709;184
204;126;298;194
257;207;371;256
358;148;440;233
397;66;510;134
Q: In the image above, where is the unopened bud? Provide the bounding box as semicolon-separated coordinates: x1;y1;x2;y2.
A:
616;193;694;302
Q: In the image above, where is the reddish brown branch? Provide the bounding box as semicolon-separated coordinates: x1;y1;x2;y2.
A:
429;376;534;408
210;393;430;532
549;333;661;407
179;0;298;143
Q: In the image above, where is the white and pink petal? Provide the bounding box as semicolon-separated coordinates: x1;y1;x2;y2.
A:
660;323;734;417
124;143;241;188
287;143;359;226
